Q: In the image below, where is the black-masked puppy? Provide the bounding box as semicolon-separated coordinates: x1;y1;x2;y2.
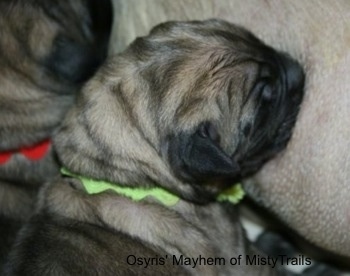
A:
0;0;112;267
4;19;304;275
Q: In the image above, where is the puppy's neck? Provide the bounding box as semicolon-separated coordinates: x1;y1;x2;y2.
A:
61;168;245;206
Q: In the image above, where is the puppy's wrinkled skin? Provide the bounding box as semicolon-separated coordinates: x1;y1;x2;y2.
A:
0;0;112;267
110;0;350;257
4;20;303;275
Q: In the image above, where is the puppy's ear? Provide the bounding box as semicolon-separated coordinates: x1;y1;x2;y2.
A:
167;122;240;183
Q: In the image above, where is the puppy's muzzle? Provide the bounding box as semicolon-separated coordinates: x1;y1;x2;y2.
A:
235;54;304;178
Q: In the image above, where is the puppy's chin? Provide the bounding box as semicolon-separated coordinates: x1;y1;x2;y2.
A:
173;178;242;205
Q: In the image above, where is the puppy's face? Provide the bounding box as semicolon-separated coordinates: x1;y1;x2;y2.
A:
124;19;304;197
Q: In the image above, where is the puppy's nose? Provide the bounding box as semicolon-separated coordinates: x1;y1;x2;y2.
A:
283;55;305;95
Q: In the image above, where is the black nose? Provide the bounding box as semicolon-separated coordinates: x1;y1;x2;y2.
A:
282;55;305;96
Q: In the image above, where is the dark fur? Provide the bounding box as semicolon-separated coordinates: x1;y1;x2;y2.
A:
0;0;112;267
4;19;304;275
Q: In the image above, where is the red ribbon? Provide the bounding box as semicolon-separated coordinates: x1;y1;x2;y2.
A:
0;139;51;165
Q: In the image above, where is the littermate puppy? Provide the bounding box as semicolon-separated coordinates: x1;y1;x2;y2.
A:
4;19;304;275
0;0;113;215
0;0;112;267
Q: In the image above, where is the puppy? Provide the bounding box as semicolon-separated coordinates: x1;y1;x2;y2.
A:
0;0;112;266
110;0;350;257
4;19;304;275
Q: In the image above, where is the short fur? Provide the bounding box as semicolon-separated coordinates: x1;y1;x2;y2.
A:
4;20;304;275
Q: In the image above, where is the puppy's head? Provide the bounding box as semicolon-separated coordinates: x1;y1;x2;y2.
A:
130;20;303;195
56;19;304;203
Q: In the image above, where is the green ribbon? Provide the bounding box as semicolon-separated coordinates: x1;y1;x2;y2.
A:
61;168;245;206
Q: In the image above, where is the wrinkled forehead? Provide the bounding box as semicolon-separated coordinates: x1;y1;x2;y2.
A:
148;19;262;46
127;19;279;72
